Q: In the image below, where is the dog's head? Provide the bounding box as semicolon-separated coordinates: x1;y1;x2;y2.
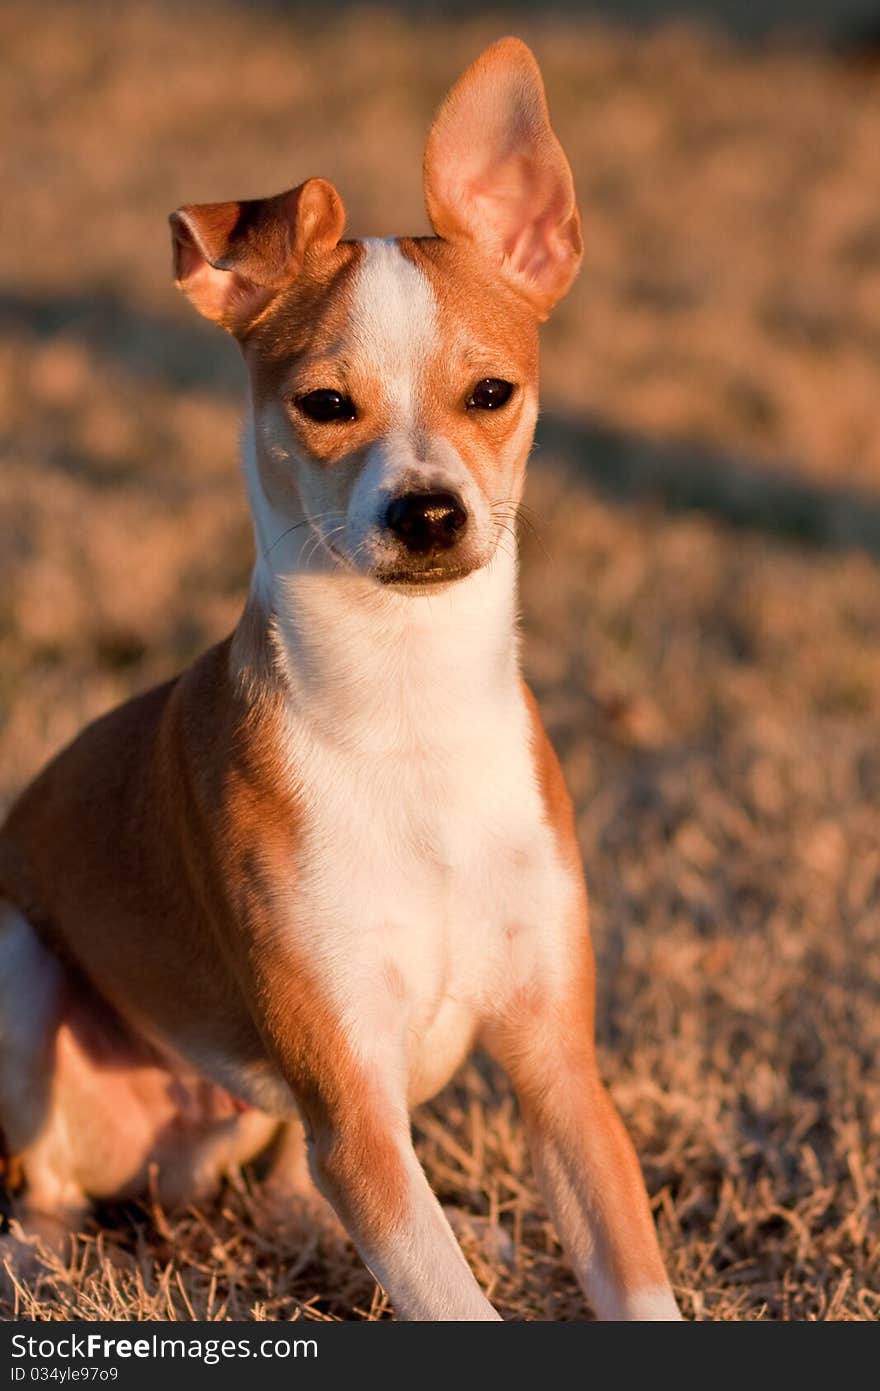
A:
171;38;581;590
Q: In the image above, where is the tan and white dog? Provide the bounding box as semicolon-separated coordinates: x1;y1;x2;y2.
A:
0;39;680;1320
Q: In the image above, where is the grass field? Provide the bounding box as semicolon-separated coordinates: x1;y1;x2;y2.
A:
1;0;879;1320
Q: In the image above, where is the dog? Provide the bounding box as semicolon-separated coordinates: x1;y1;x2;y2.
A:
0;38;681;1320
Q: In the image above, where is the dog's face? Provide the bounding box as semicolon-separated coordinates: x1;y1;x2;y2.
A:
241;236;542;589
171;39;581;590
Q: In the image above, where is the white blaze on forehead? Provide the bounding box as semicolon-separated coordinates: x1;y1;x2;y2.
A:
348;239;439;417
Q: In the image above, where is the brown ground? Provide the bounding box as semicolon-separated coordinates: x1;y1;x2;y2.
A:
1;1;879;1322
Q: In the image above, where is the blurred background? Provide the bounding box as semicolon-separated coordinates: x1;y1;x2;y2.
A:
1;0;878;1320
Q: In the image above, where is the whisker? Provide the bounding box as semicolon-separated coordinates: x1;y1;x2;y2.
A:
280;511;347;572
266;510;344;558
266;519;310;557
489;497;551;565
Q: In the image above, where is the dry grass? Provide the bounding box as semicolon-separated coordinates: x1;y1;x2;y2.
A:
1;0;879;1321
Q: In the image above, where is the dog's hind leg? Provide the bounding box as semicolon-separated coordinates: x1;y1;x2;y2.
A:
261;1116;342;1230
0;899;88;1291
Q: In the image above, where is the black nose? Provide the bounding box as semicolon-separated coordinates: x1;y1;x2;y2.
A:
385;491;468;554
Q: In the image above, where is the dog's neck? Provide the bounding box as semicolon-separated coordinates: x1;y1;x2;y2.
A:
234;417;522;756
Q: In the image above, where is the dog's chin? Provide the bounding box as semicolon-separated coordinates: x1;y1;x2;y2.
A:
372;561;478;591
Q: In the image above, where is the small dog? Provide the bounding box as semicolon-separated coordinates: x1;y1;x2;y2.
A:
0;39;680;1320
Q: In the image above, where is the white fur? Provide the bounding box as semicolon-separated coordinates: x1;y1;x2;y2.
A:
0;901;63;1148
348;238;437;421
624;1287;684;1321
0;902;62;1068
268;551;578;1102
356;1153;500;1320
263;547;575;1315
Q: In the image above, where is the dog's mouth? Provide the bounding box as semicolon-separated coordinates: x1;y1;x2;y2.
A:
319;535;479;588
374;562;477;588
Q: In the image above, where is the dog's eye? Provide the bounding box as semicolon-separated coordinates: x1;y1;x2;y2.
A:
466;378;514;411
296;389;357;423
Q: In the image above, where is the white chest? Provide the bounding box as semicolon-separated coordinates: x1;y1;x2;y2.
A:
286;691;576;1101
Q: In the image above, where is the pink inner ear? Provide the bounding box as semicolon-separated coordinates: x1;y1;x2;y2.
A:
183;260;262;328
173;224;208;284
463;155;578;294
172;214;268;330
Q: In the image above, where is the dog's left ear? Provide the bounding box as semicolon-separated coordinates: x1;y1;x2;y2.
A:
424;38;582;319
170;178;345;334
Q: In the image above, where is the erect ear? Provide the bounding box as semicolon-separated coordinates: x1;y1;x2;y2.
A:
169;178;345;334
424;38;582;319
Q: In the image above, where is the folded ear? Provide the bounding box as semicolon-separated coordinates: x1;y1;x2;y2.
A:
169;178;345;333
424;38;582;318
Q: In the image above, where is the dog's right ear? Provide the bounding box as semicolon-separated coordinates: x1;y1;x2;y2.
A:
170;178;345;334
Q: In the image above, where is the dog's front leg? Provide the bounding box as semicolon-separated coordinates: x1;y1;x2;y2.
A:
305;1092;500;1320
258;988;499;1320
484;977;681;1321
